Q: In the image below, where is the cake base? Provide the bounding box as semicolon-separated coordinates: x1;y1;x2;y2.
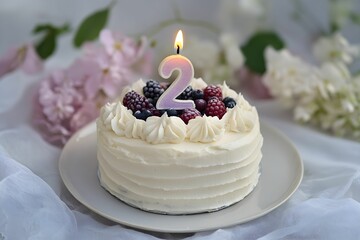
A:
98;169;260;215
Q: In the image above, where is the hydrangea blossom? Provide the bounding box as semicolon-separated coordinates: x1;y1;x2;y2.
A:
34;29;152;147
312;33;359;64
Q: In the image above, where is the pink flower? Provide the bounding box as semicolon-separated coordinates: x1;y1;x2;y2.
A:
100;29;137;65
0;44;43;78
82;44;133;99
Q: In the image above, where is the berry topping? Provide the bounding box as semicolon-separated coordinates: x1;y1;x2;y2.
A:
123;90;152;112
134;110;152;121
223;97;237;109
143;80;165;102
204;85;222;101
149;108;165;117
180;108;201;124
205;97;226;119
194;99;207;112
191;89;204;100
166;109;179;117
177;86;193;100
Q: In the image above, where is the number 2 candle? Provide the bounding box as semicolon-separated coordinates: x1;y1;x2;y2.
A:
156;30;196;110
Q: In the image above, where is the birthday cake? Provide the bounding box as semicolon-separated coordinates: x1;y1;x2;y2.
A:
96;78;263;214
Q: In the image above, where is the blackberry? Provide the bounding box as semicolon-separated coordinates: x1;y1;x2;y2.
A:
123;90;152;112
177;86;193;100
223;97;237;109
143;80;165;102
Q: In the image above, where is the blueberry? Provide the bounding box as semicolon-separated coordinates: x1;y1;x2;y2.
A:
223;97;236;109
191;89;204;100
134;109;152;121
166;109;179;117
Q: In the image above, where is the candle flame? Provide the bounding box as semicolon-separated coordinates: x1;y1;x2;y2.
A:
174;30;183;54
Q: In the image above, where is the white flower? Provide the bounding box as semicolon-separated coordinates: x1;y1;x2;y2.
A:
182;37;219;72
263;47;320;107
220;33;244;70
218;0;266;41
312;33;359;64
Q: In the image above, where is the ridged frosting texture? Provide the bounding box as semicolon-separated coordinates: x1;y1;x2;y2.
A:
96;80;263;214
187;116;224;143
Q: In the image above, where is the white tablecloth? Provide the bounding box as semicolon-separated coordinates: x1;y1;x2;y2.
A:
1;68;360;240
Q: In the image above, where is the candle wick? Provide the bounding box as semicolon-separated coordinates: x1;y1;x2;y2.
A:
176;45;180;54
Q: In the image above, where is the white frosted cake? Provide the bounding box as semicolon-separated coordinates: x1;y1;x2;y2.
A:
97;78;263;214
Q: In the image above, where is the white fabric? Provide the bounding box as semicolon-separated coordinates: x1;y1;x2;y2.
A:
1;70;360;240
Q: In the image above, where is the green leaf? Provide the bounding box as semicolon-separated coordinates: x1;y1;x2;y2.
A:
35;33;56;59
73;7;109;48
350;12;360;25
32;23;70;59
241;31;285;74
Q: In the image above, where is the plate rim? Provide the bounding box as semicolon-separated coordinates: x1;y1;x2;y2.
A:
59;121;303;233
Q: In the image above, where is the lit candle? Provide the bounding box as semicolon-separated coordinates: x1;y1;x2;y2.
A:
156;30;195;110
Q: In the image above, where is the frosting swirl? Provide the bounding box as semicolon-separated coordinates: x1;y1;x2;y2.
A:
125;116;145;139
143;114;166;144
221;81;238;99
111;103;133;136
100;102;116;130
187;116;225;143
190;78;208;90
225;105;256;133
164;116;187;143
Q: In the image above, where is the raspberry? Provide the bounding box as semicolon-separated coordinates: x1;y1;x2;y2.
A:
123;90;152;112
177;86;193;100
205;97;226;119
223;97;237;109
143;80;165;102
180;109;201;124
203;85;222;101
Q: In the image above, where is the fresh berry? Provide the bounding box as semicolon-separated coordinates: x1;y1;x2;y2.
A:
123;90;152;112
177;86;193;100
203;85;222;101
149;108;165;117
195;99;207;112
205;97;226;119
223;97;237;109
143;80;165;102
191;89;204;100
180;109;201;124
134;110;152;121
166;109;179;117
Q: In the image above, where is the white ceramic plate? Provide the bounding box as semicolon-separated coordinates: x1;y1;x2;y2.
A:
59;121;303;233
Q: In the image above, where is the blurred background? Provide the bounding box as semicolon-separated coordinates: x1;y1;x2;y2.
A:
1;0;359;63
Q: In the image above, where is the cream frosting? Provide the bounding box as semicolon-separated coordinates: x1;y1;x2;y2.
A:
110;103;133;136
221;81;238;99
97;80;263;214
187;116;225;143
190;77;208;89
